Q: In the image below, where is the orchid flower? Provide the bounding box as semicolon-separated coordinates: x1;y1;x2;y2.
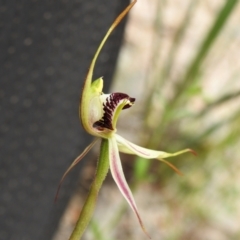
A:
56;1;195;239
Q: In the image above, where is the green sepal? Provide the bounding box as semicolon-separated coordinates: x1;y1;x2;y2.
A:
79;0;137;137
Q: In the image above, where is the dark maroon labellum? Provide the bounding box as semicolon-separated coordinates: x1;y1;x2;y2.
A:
93;92;135;130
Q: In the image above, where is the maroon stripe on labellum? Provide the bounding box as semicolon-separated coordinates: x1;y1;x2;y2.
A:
93;92;135;130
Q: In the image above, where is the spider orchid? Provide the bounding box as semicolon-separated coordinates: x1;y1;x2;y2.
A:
56;1;195;239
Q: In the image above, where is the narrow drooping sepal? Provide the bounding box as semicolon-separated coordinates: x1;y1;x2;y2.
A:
93;93;135;132
116;134;195;175
55;138;99;202
108;136;151;239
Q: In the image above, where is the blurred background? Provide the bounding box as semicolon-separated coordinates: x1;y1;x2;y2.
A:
54;0;240;239
1;0;240;240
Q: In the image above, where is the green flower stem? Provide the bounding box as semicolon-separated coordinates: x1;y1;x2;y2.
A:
69;139;109;240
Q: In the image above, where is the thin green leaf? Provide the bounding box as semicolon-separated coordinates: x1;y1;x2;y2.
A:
149;0;239;147
197;88;240;118
171;0;239;106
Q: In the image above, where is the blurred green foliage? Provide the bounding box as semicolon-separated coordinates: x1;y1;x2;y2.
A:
130;0;240;239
